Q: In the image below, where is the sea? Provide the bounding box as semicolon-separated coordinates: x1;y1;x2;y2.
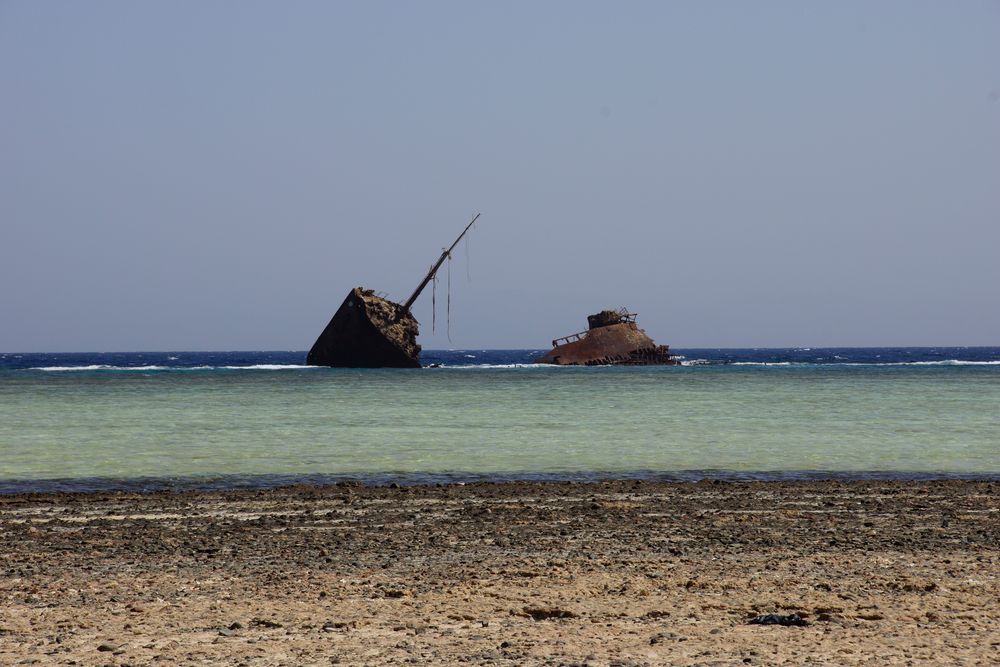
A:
1;348;998;494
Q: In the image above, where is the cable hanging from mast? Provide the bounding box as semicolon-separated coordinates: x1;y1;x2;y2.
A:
447;251;452;342
402;213;480;312
402;213;481;340
465;226;472;282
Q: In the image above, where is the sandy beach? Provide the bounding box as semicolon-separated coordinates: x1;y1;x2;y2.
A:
1;480;997;665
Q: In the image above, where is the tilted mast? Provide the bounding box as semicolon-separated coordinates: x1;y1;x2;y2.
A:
306;212;482;368
402;213;480;311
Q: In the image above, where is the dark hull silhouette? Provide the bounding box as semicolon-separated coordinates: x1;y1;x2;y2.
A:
306;214;480;369
306;288;420;368
535;309;678;366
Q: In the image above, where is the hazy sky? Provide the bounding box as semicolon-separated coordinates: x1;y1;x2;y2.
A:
2;1;998;351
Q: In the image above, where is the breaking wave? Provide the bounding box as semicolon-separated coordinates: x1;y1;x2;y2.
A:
30;364;317;372
219;364;317;370
31;365;168;372
724;360;1000;367
13;350;1000;372
433;363;568;369
902;360;1000;366
27;359;1000;372
730;362;795;366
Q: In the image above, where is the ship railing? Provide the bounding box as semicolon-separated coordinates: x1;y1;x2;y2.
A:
550;312;639;348
551;331;588;348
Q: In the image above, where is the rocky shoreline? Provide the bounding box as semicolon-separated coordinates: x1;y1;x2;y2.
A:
1;480;998;665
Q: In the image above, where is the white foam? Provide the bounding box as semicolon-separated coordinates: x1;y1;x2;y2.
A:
885;360;1000;366
434;363;569;369
30;364;317;372
219;364;316;370
730;360;1000;367
731;362;795;366
31;365;167;371
188;364;318;370
26;359;1000;372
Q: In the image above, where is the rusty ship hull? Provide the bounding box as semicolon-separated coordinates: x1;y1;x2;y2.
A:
535;309;678;366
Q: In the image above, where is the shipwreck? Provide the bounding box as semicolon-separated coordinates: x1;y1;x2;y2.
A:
306;214;479;368
534;308;678;366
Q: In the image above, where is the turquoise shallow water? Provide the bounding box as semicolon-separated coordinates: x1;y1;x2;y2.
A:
1;350;998;491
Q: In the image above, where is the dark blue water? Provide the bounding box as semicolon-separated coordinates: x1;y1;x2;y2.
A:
3;347;999;371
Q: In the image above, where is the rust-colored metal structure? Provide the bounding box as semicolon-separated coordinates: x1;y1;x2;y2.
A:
306;214;479;368
534;308;678;366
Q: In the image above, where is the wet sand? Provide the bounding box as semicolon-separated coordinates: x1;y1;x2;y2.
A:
1;480;998;665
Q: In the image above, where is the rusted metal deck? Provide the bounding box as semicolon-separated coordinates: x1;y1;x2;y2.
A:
535;308;677;366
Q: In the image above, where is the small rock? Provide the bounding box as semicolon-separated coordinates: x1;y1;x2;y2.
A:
522;606;577;620
325;620;354;630
747;613;809;627
383;589;411;599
